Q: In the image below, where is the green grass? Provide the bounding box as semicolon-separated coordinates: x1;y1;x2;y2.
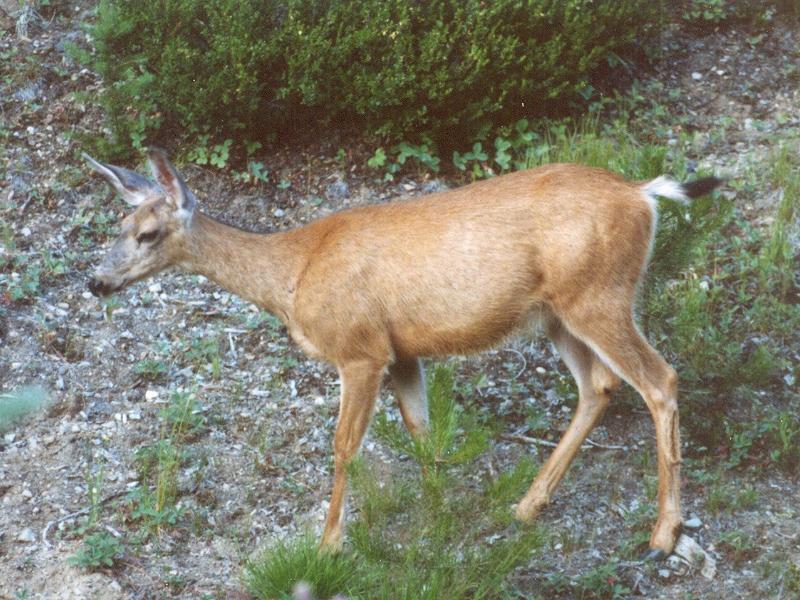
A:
645;142;800;469
0;386;48;433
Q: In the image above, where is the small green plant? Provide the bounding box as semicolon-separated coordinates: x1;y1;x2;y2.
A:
682;0;727;23
102;296;122;322
572;559;632;599
134;358;169;382
707;480;759;515
717;530;757;567
186;335;223;379
6;259;42;303
159;390;207;441
234;160;270;184
187;136;233;169
69;531;124;570
724;408;800;472
545;560;631;600
786;562;800;594
129;438;184;531
452;142;489;178
367;139;441;181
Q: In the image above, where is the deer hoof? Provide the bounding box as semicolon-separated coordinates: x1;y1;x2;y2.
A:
641;548;669;562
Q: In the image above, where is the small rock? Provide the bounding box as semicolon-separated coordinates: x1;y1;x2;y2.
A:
325;178;349;201
691;71;703;81
658;568;671;579
272;208;286;218
422;180;448;194
145;390;159;402
684;516;703;529
17;528;36;543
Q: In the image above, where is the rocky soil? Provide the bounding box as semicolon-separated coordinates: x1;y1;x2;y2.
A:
1;3;798;599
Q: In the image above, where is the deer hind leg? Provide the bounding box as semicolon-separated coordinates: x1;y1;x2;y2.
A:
562;308;682;557
320;359;384;551
389;357;429;438
516;318;621;523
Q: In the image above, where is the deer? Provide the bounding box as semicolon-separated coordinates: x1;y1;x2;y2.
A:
84;147;721;559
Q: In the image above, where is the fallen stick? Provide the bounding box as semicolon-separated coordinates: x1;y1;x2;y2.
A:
41;490;127;548
501;433;628;452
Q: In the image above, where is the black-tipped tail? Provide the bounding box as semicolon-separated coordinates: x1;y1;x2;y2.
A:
682;176;723;199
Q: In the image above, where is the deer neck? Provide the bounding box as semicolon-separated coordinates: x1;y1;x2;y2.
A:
183;212;303;320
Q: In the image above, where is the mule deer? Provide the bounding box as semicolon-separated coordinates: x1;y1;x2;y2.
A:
85;148;720;558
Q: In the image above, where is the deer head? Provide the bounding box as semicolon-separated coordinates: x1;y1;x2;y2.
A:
84;148;197;297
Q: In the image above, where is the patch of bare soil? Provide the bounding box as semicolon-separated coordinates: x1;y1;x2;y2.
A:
1;3;798;599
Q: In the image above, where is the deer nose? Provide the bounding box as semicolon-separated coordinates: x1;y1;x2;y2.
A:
88;277;109;297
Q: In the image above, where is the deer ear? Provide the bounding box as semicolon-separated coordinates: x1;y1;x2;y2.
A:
146;147;197;218
83;153;160;207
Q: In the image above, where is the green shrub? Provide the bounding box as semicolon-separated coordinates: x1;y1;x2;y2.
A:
84;0;663;157
280;0;660;139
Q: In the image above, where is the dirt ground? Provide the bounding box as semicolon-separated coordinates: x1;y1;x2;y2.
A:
1;3;798;599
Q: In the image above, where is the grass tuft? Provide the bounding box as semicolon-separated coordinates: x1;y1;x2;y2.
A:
244;534;363;600
0;385;49;433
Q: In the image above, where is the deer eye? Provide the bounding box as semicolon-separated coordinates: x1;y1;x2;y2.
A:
136;230;160;244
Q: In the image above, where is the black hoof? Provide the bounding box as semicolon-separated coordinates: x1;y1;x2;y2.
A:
641;548;669;562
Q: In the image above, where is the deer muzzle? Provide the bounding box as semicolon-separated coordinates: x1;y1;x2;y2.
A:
88;276;118;297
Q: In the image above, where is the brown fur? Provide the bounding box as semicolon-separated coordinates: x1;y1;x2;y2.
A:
88;155;690;556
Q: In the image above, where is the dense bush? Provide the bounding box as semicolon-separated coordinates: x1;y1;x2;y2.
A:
84;0;663;158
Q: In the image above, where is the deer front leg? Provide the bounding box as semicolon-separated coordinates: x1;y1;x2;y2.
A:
320;360;384;551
